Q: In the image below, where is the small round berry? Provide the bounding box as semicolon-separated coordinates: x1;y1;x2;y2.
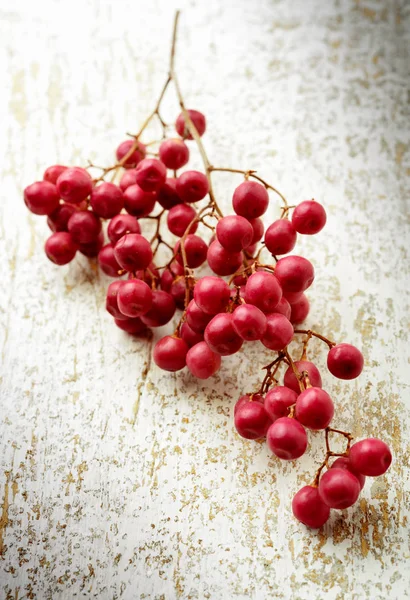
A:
318;468;361;509
116;140;146;168
186;341;221;379
266;417;308;460
273;296;292;320
261;313;294;351
170;276;186;310
292;200;326;235
245;271;282;313
232;181;269;219
119;169;138;191
327;344;364;380
90;182;124;219
107;214;141;245
232;304;267;341
274;256;315;293
159;139;189;170
248;218;264;245
234;397;272;439
157;178;183;209
264;386;298;421
43;165;67;185
185;299;213;334
180;322;204;348
98;244;122;277
193;276;231;315
67;210;101;244
45;232;77;265
176;171;209;203
106;281;127;319
167;204;198;237
348;438;392;477
175;235;208;268
216;215;253;252
282;290;304;304
160;262;184;293
153;336;189;372
117;279;153;318
175;109;206;139
264;219;297;255
114;233;153;272
295;388;334;430
123;184;156;217
47;203;77;232
283;360;322;394
207;240;243;276
56;167;93;204
141;290;176;327
78;232;104;257
24;181;60;215
292;486;330;528
330;457;366;490
135;158;166;193
290;294;310;324
114;316;148;335
204;313;243;356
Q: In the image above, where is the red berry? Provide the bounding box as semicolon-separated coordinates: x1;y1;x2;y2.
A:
56;167;93;204
135;159;167;193
216;215;253;252
114;316;148;335
98;244;122;277
272;296;292;320
186;341;221;379
159;139;189;170
264;219;297;255
232;181;269;219
43;165;67;185
107;214;141;245
45;232;77;265
264;386;298;421
119;169;138;191
274;256;315;293
116;140;146;168
106;281;127;320
157;178;183;209
204;313;243;356
348;438;392;477
117;279;153;318
283;360;322;394
207;240;243;276
67;210;101;244
234;396;271;439
24;181;60;215
175;235;208;268
266;417;308;460
248;217;264;245
282;290;304;304
90;182;124;219
167;204;198;237
261;313;294;351
232;304;267;341
292;486;330;528
47;203;77;232
141;290;176;327
330;457;366;490
292;200;326;235
114;233;153;272
318;468;360;509
176;170;209;203
180;322;204;348
175;109;206;139
160;262;184;293
170;276;186;310
153;336;188;372
295;387;334;430
123;184;156;217
78;231;104;257
186;299;214;333
327;343;364;380
290;294;310;324
194;276;231;315
245;271;282;313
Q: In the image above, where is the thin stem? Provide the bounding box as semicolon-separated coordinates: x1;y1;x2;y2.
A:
293;329;336;349
283;348;305;392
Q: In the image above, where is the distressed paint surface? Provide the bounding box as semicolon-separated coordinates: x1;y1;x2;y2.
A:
1;0;410;598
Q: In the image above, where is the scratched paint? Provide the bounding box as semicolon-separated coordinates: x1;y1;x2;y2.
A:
0;0;409;599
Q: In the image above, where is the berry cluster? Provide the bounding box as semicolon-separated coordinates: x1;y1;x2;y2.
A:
23;11;392;529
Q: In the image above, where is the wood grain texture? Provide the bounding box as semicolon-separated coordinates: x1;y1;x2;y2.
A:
1;0;409;598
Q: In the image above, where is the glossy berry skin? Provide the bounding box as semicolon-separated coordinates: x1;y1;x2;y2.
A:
290;294;310;324
207;240;243;276
264;219;297;256
284;360;322;394
330;457;366;490
117;279;153;318
234;394;264;416
167;204;197;237
232;304;267;341
282;290;304;304
47;203;77;232
248;218;264;245
98;244;122;277
175;109;206;139
267;417;308;460
114;233;153;272
234;397;272;439
114;316;147;335
216;215;253;252
264;387;298;421
193;276;231;315
135;158;166;193
186;341;221;379
275;256;315;293
261;313;294;351
318;468;361;509
160;262;184;293
327;344;364;380
24;181;60;216
67;211;102;244
273;296;292;320
90;182;124;219
43;165;67;185
159;139;189;170
154;336;189;372
186;299;213;333
105;281;127;320
56;167;93;204
78;232;104;257
157;178;183;209
292;200;326;235
232;181;269;219
245;271;282;313
348;438;392;477
292;486;330;528
295;388;334;430
123;184;156;217
180;322;204;348
119;169;138;191
116;140;146;168
170;277;186;310
140;290;176;327
175;235;208;268
176;170;209;203
204;313;243;356
107;214;140;245
45;232;77;265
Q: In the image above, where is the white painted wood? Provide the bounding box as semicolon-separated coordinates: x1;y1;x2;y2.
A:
1;0;409;598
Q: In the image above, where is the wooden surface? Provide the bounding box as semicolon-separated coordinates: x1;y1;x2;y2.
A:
1;1;410;598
